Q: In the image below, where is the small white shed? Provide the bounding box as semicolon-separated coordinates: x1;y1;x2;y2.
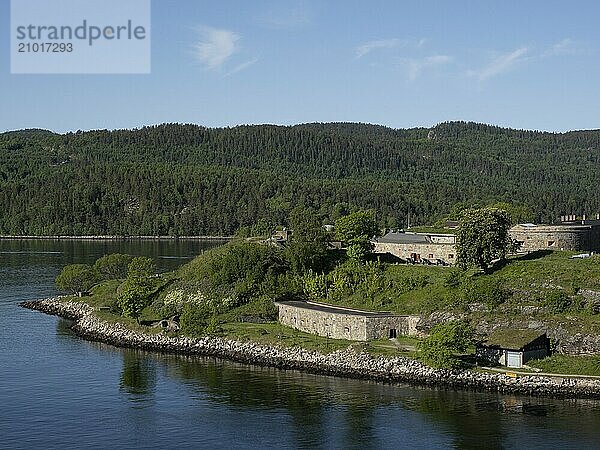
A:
476;329;550;369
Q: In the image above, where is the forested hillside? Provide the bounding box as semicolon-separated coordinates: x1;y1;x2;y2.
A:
0;121;598;236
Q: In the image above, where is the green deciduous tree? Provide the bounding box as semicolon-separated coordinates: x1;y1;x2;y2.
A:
55;264;100;294
179;303;220;337
127;256;156;279
419;321;474;369
455;207;513;273
286;206;329;273
94;253;134;280
335;210;379;262
117;279;152;321
117;256;157;322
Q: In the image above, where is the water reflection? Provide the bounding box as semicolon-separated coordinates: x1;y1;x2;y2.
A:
150;354;600;449
119;351;157;397
0;238;223;274
5;239;600;449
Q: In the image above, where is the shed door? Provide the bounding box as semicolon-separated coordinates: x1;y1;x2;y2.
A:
506;351;522;368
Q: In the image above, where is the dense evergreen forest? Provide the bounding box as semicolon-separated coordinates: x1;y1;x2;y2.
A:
0;121;598;236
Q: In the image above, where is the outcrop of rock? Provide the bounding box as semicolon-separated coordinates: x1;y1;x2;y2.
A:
20;298;600;399
422;311;600;355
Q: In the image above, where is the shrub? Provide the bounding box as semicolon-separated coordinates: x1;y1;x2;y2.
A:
128;256;156;279
116;256;157;322
55;264;100;294
180;303;220;337
462;278;510;309
94;253;133;280
303;270;328;301
419;321;474;369
544;290;571;313
117;278;153;321
179;242;287;291
444;269;463;287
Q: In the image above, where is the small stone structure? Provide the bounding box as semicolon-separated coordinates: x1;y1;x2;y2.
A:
510;220;600;253
372;231;456;265
275;300;421;341
476;329;550;369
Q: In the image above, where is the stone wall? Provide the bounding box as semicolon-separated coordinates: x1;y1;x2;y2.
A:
373;242;456;264
276;301;420;341
21;298;600;399
365;315;421;340
510;224;600;252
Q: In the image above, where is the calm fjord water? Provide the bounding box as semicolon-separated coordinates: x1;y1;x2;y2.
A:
1;240;600;449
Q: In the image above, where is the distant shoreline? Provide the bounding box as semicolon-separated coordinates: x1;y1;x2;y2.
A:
0;235;233;241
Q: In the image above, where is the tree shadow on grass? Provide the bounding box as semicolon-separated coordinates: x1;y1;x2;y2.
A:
483;250;554;275
513;250;553;261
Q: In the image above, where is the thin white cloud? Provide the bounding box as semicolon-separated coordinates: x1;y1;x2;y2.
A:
224;58;259;77
401;55;452;81
192;26;240;70
355;38;403;58
468;47;529;81
542;38;582;57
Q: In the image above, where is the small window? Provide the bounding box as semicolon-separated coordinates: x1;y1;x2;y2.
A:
448;254;454;259
428;254;434;259
344;326;350;333
548;241;555;247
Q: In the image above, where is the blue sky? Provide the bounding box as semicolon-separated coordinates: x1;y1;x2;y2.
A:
2;0;600;133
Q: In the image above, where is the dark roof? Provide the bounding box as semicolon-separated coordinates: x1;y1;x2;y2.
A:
479;329;546;351
376;232;430;244
275;300;398;318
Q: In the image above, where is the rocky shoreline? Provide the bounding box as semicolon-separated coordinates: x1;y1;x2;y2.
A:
20;297;600;399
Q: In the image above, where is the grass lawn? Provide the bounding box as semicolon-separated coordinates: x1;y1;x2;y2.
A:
220;322;423;358
528;354;600;376
360;336;421;358
219;322;353;353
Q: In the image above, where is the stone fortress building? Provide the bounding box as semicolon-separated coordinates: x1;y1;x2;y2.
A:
275;300;421;341
372;231;457;265
510;215;600;253
372;215;600;265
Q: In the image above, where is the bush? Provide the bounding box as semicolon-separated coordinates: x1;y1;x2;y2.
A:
544;290;571;313
180;303;220;337
128;256;156;279
444;269;463;287
175;241;297;309
116;256;158;321
303;270;328;301
55;264;100;294
419;321;474;369
117;278;153;321
462;278;510;309
94;253;133;280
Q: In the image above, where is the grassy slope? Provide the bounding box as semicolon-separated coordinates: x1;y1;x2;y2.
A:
322;251;600;316
67;249;600;374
